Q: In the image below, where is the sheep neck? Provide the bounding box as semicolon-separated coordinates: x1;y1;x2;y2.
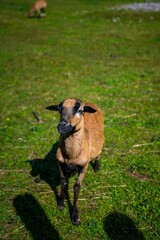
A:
61;126;86;160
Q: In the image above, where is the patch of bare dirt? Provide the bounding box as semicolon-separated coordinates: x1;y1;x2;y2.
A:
127;171;151;181
113;3;160;11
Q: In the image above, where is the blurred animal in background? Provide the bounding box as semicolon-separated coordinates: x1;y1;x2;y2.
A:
28;0;47;18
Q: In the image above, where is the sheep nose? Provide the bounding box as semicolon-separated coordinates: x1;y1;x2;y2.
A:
58;119;68;131
58;119;68;128
57;119;72;134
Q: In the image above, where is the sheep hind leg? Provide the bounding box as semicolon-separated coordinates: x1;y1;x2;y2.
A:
40;8;46;17
94;155;101;173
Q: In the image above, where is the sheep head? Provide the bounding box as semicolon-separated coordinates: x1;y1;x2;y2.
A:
46;98;96;135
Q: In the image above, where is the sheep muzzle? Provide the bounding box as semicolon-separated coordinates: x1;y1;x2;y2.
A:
57;120;73;135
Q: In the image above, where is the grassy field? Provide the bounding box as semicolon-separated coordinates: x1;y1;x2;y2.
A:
0;0;160;239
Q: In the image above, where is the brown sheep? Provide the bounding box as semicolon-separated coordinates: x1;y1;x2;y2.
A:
46;98;104;225
28;0;47;18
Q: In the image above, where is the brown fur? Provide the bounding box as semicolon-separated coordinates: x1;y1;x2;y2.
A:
28;0;47;18
46;98;104;225
57;101;104;165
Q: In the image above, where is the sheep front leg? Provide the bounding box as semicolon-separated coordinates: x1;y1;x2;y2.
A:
72;163;88;225
58;163;67;210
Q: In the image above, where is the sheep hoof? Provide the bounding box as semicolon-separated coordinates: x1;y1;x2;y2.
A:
72;216;80;225
58;200;65;210
72;207;80;225
94;166;99;173
58;204;65;210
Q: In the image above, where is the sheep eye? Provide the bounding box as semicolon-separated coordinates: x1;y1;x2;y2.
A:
75;109;83;116
77;109;83;114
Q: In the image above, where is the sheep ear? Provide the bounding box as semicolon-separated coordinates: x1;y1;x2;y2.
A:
46;105;59;111
84;106;97;113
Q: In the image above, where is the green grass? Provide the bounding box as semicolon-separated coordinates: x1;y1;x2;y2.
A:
0;0;160;239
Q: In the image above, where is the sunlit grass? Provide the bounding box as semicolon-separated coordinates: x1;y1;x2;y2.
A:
0;0;160;239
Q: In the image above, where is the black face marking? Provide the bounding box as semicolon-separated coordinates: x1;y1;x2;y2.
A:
72;101;81;115
58;102;63;113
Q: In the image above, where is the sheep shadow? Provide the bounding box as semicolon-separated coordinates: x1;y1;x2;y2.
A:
27;142;60;199
13;193;61;240
104;211;145;240
26;142;74;223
